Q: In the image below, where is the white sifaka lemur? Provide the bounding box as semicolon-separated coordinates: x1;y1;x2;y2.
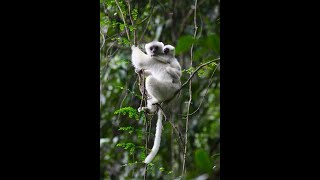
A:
153;44;182;84
131;41;181;163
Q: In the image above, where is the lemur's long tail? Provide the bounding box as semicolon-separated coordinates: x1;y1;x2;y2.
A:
144;110;163;163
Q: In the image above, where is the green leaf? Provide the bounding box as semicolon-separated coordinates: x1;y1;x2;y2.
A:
159;167;165;172
185;67;195;74
206;34;220;54
116;59;129;65
147;163;154;169
209;121;220;139
111;21;118;28
193;48;207;62
118;126;134;134
132;8;138;21
195;149;212;173
122;38;130;45
136;129;144;139
129;25;136;32
117;142;136;155
140;151;146;161
175;35;196;54
119;24;125;31
116;143;125;147
197;69;206;77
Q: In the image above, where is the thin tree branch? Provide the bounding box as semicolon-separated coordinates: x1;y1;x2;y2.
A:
178;8;193;36
156;104;184;149
105;33;119;42
116;68;129;126
189;63;220;115
125;0;137;46
164;58;220;104
180;59;219;92
138;70;149;109
144;112;149;180
139;7;154;43
100;30;106;50
139;70;149;180
182;0;198;176
178;0;206;36
114;0;131;44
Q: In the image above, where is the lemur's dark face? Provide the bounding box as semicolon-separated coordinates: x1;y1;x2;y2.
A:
164;47;169;54
145;41;164;56
149;46;159;55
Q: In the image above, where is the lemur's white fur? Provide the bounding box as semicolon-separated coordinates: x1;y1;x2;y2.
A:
131;41;180;112
131;41;181;163
153;45;181;84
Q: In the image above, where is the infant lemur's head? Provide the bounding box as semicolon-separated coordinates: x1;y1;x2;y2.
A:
145;41;164;56
163;45;175;56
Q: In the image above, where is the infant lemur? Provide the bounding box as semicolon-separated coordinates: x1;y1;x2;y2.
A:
131;41;182;163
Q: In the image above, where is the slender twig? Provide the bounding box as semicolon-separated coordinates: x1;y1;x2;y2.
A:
116;68;129;125
105;33;119;42
138;71;148;109
125;0;137;46
132;154;135;178
171;127;175;179
178;8;194;36
100;45;120;100
139;70;149;180
179;59;219;92
130;76;138;104
136;12;153;25
139;7;154;43
105;43;114;58
100;30;106;50
144;114;148;180
178;0;206;36
189;63;220;115
182;0;198;176
114;0;131;44
156;104;184;148
108;48;120;59
164;58;220;104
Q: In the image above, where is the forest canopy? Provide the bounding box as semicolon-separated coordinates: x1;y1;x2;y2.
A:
100;0;220;179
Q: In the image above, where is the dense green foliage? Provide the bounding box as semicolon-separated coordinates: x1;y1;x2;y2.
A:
100;0;220;179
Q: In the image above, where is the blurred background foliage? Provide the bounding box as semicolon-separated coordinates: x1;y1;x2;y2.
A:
100;0;220;179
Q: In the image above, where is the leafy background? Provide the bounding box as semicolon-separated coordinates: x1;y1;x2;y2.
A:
100;0;220;179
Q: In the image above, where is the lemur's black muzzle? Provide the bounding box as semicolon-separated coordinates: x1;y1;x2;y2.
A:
164;48;169;54
150;46;158;54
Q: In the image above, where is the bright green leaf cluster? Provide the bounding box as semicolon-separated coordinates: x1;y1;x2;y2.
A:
114;106;140;120
159;167;165;172
116;142;136;155
185;67;195;75
132;9;138;21
118;126;134;134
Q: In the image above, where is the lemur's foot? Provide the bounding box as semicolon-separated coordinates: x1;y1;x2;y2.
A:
135;69;143;74
138;107;156;115
138;107;148;112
